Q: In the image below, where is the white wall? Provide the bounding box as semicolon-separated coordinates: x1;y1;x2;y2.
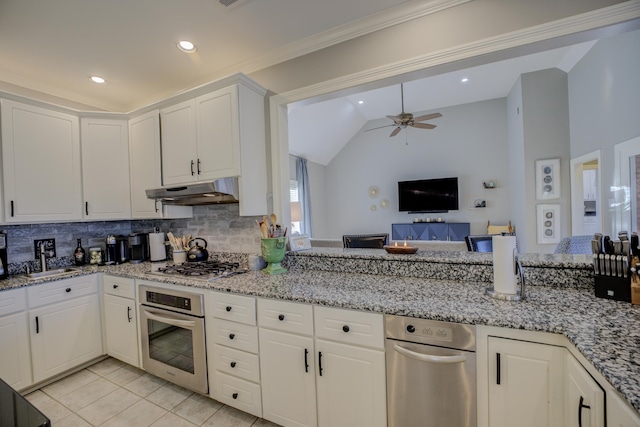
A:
568;29;640;234
315;98;510;239
519;68;571;253
507;77;526;248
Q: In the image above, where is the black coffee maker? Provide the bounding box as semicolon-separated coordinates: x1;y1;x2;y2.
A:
128;233;149;264
0;231;7;280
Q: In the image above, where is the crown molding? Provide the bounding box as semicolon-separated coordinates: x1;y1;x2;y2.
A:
273;0;640;106
212;0;472;78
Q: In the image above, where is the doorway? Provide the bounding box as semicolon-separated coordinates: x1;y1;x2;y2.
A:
570;151;602;236
614;136;640;234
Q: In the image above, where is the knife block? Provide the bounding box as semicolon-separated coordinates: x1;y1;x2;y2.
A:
594;275;631;302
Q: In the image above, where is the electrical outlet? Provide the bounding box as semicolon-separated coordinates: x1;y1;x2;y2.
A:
34;239;56;259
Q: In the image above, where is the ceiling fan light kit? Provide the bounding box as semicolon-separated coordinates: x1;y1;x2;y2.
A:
365;83;442;138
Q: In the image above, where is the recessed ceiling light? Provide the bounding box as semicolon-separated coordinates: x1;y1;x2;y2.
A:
177;40;197;53
461;77;469;83
358;100;364;104
90;76;105;84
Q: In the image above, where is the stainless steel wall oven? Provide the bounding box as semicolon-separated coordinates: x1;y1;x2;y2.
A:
139;284;208;394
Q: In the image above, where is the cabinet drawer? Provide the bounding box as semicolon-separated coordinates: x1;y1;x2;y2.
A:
212;343;260;383
27;275;98;308
211;292;256;325
212;319;259;353
103;275;135;299
213;372;262;418
257;298;313;336
0;287;27;316
314;306;384;349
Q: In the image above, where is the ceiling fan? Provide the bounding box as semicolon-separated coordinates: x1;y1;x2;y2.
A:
365;83;442;137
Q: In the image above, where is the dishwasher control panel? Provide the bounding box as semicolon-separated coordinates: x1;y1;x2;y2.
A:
385;315;476;351
411;324;453;342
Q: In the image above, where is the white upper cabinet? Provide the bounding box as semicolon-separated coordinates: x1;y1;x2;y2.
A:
1;99;82;222
160;99;198;185
80;117;131;220
129;110;162;218
128;110;192;219
160;76;267;216
195;86;240;180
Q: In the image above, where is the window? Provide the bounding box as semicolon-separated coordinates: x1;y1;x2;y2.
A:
290;179;301;234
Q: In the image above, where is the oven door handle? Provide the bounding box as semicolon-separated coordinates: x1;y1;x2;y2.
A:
393;343;467;364
142;308;197;328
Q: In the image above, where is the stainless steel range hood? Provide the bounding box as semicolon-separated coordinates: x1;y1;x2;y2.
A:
146;178;239;206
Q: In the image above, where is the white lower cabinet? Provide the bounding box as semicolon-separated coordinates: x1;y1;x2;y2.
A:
103;294;138;367
487;336;565;427
28;275;102;383
315;338;386;427
608;389;640;427
565;352;604;427
0;288;31;389
103;275;139;367
208;291;262;417
259;328;317;427
258;299;386;427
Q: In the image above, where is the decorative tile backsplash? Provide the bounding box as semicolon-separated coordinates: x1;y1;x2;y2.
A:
3;204;262;269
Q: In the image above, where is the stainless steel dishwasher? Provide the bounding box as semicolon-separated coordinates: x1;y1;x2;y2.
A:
385;315;476;427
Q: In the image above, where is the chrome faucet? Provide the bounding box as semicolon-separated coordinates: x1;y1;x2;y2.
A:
40;242;47;273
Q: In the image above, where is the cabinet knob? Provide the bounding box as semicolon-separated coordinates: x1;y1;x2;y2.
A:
113;284;119;289
65;288;71;293
406;324;416;333
278;314;285;321
232;393;238;399
226;306;232;312
342;325;350;333
230;362;236;368
229;333;235;340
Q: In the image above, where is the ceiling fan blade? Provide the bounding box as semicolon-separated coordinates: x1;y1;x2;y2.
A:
413;113;442;122
364;124;394;132
411;122;437;130
390;127;402;137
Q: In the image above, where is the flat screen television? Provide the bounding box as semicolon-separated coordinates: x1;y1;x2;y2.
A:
398;177;459;213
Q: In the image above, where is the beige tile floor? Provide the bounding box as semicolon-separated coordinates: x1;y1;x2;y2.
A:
24;358;280;427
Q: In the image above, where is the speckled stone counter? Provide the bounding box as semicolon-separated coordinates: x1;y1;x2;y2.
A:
1;250;637;415
285;247;594;288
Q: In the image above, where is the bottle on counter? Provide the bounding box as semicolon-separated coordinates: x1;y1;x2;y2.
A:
74;238;86;266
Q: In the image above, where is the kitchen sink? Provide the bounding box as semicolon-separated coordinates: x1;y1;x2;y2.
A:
26;268;81;281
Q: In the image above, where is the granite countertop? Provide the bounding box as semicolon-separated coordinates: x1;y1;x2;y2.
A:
1;256;638;414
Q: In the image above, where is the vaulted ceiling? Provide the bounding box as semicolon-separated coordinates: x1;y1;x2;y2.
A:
287;40;596;166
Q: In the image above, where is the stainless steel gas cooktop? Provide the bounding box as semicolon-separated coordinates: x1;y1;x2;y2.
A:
152;261;247;282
